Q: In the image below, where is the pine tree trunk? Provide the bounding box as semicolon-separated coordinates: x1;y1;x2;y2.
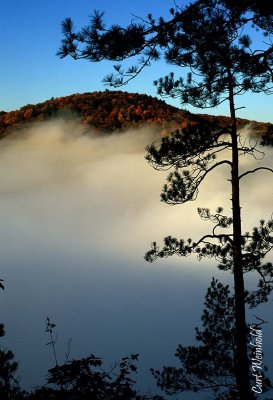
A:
228;74;253;399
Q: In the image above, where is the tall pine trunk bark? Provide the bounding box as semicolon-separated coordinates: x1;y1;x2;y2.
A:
228;72;253;399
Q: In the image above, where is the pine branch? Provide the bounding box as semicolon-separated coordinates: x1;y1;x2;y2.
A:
239;167;273;180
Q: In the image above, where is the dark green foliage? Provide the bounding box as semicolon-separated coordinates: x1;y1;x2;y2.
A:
153;0;273;108
23;319;160;399
144;120;273;307
145;205;273;307
152;278;272;399
0;348;22;400
152;279;238;398
143;114;273;399
32;353;140;399
58;0;273;94
58;13;146;62
0;283;164;399
0;281;26;400
146;122;231;204
26;353;162;400
57;1;273;398
222;0;273;31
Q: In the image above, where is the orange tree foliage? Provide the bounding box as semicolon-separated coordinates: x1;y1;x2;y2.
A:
0;91;272;141
0;91;192;137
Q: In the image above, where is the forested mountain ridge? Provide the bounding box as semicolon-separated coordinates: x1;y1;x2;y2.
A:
0;90;272;141
0;91;190;136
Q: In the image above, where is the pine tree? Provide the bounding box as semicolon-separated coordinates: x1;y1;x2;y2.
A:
0;281;23;400
151;278;272;399
58;1;273;398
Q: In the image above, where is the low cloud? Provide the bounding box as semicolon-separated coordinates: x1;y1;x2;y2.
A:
0;120;272;391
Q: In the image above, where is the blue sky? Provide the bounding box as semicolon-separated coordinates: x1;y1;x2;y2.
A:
1;2;273;396
1;0;273;122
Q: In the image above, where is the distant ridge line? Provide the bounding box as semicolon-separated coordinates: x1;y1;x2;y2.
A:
0;91;272;141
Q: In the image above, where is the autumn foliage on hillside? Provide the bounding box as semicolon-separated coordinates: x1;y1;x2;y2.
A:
0;91;272;142
0;91;192;137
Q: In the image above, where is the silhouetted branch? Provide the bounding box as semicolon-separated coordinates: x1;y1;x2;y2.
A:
239;166;273;180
